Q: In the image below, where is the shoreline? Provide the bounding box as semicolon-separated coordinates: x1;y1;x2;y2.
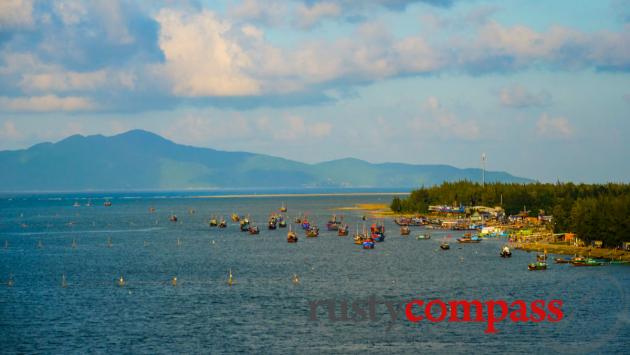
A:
192;192;410;199
517;243;630;262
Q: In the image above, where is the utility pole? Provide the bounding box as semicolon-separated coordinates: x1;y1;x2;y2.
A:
481;153;486;187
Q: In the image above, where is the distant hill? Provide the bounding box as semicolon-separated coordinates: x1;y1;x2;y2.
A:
0;130;532;191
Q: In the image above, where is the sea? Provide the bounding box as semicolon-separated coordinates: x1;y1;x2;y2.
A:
1;190;628;354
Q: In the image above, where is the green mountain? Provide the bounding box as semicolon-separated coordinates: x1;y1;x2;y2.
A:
0;130;531;191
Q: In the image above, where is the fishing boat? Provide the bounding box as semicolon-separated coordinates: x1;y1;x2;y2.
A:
248;225;260;235
306;225;319;238
209;217;218;227
362;235;375;249
278;217;287;228
169;214;178;222
554;257;571;264
571;257;603;266
219;218;227;228
370;223;385;242
457;235;481;243
416;234;431;240
440;242;450;250
301;219;310;230
240;218;250;232
528;262;547;271
104;200;112;207
231;213;240;222
268;216;278;230
287;225;298;243
280;203;288;213
338;224;349;236
326;215;341;231
400;226;410;236
500;245;512;258
353;225;363;244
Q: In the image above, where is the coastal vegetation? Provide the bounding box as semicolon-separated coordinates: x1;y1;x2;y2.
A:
391;181;630;247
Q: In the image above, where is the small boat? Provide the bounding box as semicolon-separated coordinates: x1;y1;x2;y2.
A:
104;200;112;207
169;214;178;222
416;234;431;240
536;254;547;262
457;236;481;243
107;237;112;248
61;274;68;288
71;239;77;249
440;243;450;250
37;240;43;249
306;226;319;238
292;274;300;284
86;200;92;207
248;225;260;235
571;257;603;267
117;275;126;287
280;203;288;213
231;213;240;222
326;215;341;231
73;201;80;207
148;207;155;213
500;246;512;258
370;223;385;242
278;218;287;228
240;219;250;232
268;216;278;230
554;257;571;264
528;262;547;271
353;225;363;244
218;218;227;228
362;236;375;249
338;224;349;236
287;226;298;243
209;217;218;227
400;226;410;236
301;219;310;230
171;276;178;286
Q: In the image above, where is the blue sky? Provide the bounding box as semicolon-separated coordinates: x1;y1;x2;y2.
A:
0;0;628;182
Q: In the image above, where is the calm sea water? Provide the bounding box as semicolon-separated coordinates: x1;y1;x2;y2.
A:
1;192;628;354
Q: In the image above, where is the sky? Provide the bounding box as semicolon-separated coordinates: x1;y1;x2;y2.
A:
0;0;628;183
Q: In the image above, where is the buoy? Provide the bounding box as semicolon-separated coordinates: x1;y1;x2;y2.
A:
292;274;300;284
117;275;125;287
227;269;234;286
171;276;177;286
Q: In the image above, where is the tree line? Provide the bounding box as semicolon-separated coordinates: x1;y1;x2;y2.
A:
391;181;630;247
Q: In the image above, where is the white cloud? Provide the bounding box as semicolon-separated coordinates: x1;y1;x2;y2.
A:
536;113;573;138
154;9;261;97
296;2;342;29
499;85;551;108
0;0;34;29
229;0;288;26
0;95;97;112
0;120;22;140
411;96;480;140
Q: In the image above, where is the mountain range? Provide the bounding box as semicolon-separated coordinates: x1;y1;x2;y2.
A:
0;130;531;192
